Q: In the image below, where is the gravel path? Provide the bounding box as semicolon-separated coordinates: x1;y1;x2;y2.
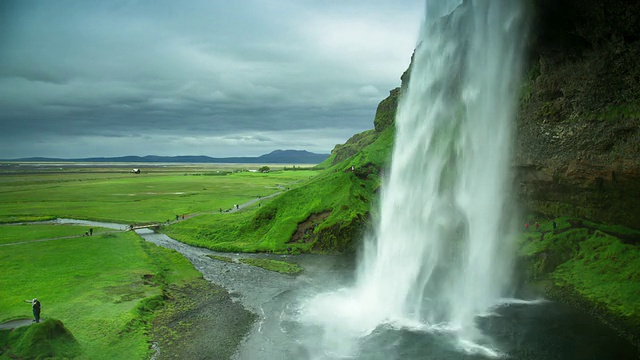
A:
0;318;36;330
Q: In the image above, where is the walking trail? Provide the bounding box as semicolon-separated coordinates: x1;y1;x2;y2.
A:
0;318;37;330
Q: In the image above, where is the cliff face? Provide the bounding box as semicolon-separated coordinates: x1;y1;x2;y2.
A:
515;0;640;229
514;0;640;346
332;0;640;229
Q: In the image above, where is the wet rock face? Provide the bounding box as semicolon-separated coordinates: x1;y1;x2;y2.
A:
516;161;640;227
515;0;640;229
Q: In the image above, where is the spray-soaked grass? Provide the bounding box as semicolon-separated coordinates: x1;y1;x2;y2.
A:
0;230;201;359
553;231;640;318
0;168;319;224
519;218;640;324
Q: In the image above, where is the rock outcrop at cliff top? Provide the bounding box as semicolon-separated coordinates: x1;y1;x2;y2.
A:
516;0;640;229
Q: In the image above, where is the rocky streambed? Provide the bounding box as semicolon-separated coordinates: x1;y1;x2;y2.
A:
136;229;638;360
136;229;356;359
27;220;636;359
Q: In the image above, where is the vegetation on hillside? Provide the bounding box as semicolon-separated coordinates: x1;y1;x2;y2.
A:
162;128;395;254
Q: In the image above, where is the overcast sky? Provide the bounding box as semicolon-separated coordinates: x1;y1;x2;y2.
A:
0;0;423;159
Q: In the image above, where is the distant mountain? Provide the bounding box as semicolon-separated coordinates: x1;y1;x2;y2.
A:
5;150;329;164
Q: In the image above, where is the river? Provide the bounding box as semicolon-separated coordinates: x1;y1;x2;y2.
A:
30;219;635;359
132;228;638;359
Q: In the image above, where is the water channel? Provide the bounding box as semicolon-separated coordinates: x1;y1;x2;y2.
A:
38;219;637;359
139;228;640;359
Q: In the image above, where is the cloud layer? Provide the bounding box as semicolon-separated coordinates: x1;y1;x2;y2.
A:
0;0;423;158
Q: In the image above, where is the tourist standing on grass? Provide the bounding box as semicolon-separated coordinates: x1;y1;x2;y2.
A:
24;298;41;323
89;228;93;236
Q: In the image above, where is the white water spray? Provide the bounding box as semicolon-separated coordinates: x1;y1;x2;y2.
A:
304;0;528;356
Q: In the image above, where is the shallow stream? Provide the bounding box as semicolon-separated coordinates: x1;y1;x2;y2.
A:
140;229;637;360
43;220;636;359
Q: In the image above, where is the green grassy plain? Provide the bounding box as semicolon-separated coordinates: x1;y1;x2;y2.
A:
0;166;319;224
0;164;320;359
0;230;200;359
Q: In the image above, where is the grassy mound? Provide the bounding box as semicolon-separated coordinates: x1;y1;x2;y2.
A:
0;318;81;359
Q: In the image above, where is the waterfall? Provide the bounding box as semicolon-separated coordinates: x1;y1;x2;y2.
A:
303;0;528;356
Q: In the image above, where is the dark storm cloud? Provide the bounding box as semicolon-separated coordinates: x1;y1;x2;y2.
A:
0;0;423;158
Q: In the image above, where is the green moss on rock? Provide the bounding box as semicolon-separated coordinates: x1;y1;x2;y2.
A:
518;218;640;347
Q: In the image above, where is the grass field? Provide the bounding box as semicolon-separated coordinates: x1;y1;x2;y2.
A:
0;164;321;359
0;165;320;224
0;229;201;359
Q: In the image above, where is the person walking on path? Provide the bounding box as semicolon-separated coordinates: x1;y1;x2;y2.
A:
535;222;540;232
24;298;41;323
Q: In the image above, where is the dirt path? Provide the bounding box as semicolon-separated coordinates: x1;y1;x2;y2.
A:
0;318;37;330
183;190;282;219
0;232;121;247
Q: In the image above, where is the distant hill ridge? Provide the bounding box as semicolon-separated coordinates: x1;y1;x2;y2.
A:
7;150;329;164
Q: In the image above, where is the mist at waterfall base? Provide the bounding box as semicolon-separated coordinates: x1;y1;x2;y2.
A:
300;0;527;357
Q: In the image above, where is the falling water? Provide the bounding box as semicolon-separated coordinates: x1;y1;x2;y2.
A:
304;0;528;356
